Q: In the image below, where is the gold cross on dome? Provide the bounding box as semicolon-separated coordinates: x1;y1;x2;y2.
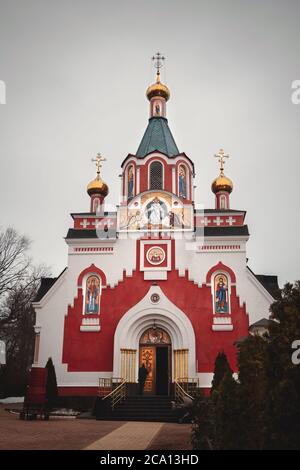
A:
214;148;229;173
152;52;165;72
91;153;106;175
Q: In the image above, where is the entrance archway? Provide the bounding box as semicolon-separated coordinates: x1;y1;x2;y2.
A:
139;327;171;395
113;286;197;383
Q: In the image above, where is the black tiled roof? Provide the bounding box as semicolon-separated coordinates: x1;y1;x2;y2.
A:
66;229;116;239
196;209;246;214
71;212;117;218
196;225;249;237
249;318;274;328
247;267;280;298
33;268;67;302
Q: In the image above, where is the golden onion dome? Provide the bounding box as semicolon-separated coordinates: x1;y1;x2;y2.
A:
87;174;109;197
211;172;233;194
146;71;170;101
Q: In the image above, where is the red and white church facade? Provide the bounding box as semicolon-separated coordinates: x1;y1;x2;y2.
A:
32;57;278;397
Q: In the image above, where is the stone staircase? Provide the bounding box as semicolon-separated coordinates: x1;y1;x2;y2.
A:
98;395;177;422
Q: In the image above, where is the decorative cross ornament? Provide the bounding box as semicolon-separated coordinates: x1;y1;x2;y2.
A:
80;219;90;229
226;217;236;226
214;148;229;173
92;153;106;175
213;216;223;226
152;52;165;73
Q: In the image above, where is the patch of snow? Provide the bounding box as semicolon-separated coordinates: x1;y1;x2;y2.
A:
51;408;80;416
0;396;24;404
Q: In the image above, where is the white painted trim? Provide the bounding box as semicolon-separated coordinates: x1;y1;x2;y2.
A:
80;326;101;332
212;325;234;331
123;153;194;173
113;285;196;380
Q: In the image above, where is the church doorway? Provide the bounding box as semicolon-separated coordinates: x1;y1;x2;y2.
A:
139;327;171;395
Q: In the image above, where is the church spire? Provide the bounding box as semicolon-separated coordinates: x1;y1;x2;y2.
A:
211;149;233;210
136;53;179;158
87;153;109;213
146;52;170;118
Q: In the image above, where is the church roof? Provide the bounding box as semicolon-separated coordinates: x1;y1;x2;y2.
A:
196;225;250;237
33;268;67;302
136;117;179;158
249;318;274;328
247;267;280;299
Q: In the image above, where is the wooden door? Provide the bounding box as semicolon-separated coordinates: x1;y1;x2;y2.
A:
140;346;155;394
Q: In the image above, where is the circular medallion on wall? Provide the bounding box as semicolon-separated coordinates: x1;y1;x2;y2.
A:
146;246;165;266
150;293;160;304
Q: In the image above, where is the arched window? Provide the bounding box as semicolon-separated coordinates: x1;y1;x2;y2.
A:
150;161;163;190
220;194;227;210
85;275;101;314
178;165;187;198
127;165;134;198
214;273;230;314
93;197;100;213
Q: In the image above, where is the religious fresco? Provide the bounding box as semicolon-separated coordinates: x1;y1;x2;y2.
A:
85;275;100;314
178;165;187;198
146;246;165;265
140;327;171;345
214;274;229;314
118;191;193;231
127;165;134;198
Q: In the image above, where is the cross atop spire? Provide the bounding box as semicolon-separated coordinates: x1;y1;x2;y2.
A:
91;153;106;177
214;148;229;174
152;52;165;81
152;52;165;71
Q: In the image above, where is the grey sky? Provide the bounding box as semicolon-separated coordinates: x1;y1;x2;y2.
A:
0;0;299;286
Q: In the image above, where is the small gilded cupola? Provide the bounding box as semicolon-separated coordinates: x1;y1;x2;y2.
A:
87;153;109;213
211;149;233;210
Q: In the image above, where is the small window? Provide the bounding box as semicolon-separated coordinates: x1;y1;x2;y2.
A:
220;195;227;209
150;161;163;190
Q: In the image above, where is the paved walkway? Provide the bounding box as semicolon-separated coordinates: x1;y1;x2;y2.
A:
85;422;164;450
0;404;192;450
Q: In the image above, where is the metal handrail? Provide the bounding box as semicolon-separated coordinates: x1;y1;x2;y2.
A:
102;379;127;410
177;377;200;395
98;377;123;389
174;379;194;403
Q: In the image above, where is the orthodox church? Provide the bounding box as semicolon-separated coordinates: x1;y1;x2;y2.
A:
32;54;278;397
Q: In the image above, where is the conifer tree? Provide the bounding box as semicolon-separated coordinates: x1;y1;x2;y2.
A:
211;351;232;394
45;357;58;410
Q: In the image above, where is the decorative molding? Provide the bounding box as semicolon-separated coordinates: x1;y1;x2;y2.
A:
206;261;237;284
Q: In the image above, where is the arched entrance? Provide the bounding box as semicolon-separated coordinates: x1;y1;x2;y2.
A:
113;286;197;387
139;327;171;395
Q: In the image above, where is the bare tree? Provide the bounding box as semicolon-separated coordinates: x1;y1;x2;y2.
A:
0;227;50;396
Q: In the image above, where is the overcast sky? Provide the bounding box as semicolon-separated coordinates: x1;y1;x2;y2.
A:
0;0;299;287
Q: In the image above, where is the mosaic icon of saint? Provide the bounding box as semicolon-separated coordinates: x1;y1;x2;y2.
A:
85;276;100;314
179;166;186;198
128;166;134;198
215;275;228;314
146;197;167;227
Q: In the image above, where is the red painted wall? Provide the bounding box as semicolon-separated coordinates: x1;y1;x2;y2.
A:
62;247;249;376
